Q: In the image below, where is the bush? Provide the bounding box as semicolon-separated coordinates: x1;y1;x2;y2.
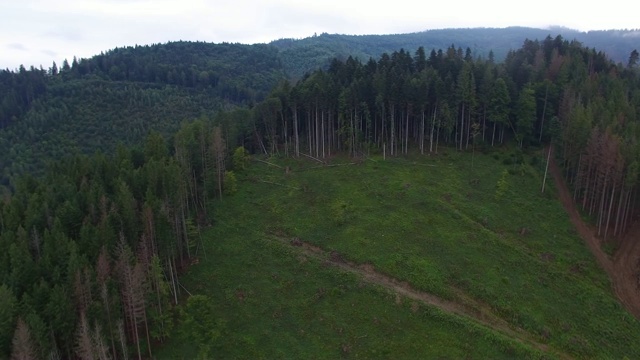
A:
224;171;238;195
232;146;249;171
331;200;353;225
180;295;225;358
495;169;509;200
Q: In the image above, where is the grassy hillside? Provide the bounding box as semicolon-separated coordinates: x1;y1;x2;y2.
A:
157;148;640;359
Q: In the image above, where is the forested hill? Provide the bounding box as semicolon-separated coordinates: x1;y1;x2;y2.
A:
1;28;639;190
272;27;640;78
247;35;640;240
1;29;640;359
0;42;286;189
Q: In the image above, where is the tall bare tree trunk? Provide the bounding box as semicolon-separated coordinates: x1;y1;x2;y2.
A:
466;110;471;150
597;174;609;235
435;112;441;154
459;103;465;150
604;182;616;241
167;256;178;305
421;111;425;154
405;109;409;154
429;105;437;153
390;104;395;156
539;84;549;142
482;106;486;142
321;110;325;158
614;188;626;236
294;107;299;157
541;145;552;193
491;121;496;147
211;126;225;198
117;320;128;360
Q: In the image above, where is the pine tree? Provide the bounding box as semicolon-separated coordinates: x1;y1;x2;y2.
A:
0;285;17;358
488;78;510;146
211;126;226;198
516;84;536;147
75;312;95;360
10;318;36;360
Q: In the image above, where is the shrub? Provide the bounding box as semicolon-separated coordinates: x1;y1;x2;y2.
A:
495;169;509;200
232;146;249;171
224;171;238;195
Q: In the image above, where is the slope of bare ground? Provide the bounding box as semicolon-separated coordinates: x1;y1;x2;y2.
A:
548;146;640;319
281;237;570;358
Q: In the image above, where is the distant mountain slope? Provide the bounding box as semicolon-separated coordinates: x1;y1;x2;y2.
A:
1;27;638;188
272;27;639;78
0;42;287;188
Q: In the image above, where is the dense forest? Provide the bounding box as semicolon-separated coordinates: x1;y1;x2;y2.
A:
0;31;639;358
271;27;640;78
0;122;240;358
2;28;639;189
251;36;640;239
0;42;284;189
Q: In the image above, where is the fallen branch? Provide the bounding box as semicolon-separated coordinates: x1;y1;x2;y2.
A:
301;153;325;164
258;180;300;190
178;282;193;297
254;159;283;168
306;163;357;170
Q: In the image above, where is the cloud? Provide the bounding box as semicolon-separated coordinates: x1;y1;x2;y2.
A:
7;43;28;51
41;49;57;57
1;0;640;70
43;29;85;42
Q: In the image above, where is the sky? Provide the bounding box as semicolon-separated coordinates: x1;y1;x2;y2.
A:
1;0;637;70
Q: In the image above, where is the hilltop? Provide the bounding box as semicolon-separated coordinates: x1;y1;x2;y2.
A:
0;27;640;359
271;27;640;77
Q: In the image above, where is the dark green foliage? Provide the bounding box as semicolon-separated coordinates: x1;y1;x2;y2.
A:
516;84;536;146
179;295;224;358
231;147;249;171
272;27;640;79
1;27;639;359
0;42;286;188
0;284;16;357
0;66;47;128
158;152;640;358
495;169;510;200
237;36;608;161
248;34;640;239
0;123;228;357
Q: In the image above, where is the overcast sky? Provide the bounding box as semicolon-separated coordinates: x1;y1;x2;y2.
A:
1;0;637;70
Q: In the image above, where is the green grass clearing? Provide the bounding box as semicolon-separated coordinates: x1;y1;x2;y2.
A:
157;147;640;359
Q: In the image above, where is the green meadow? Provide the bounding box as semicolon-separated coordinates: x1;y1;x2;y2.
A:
157;148;640;359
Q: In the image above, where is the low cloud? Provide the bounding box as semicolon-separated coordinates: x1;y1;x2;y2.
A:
1;0;639;69
41;49;57;57
7;43;28;51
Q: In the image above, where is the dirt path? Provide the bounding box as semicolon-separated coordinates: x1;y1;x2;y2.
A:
548;146;640;319
278;237;570;358
614;223;640;318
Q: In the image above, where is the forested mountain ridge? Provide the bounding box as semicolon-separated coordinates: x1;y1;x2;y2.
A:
2;28;638;191
1;29;640;358
272;27;640;78
0;42;286;189
249;35;640;240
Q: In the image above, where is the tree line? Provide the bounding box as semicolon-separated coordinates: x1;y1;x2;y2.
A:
0;34;638;358
242;35;639;237
0;118;240;358
0;41;285;190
